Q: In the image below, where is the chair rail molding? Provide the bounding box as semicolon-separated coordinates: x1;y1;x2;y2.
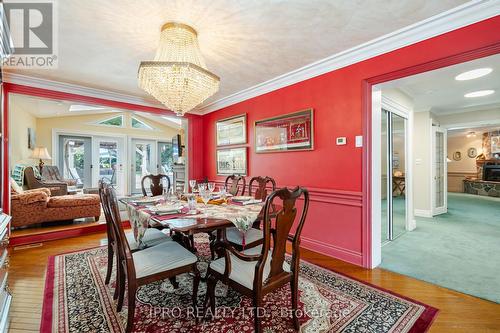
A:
196;0;500;114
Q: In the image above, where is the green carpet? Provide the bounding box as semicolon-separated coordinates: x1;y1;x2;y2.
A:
380;193;500;304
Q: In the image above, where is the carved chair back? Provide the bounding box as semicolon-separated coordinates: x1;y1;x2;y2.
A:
98;180;116;245
224;174;246;196
258;187;309;287
248;176;277;201
141;174;171;197
104;184;137;282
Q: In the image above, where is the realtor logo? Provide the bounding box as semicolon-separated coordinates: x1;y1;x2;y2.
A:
2;0;58;68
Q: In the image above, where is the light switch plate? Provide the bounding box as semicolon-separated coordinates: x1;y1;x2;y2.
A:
336;137;347;145
355;135;363;147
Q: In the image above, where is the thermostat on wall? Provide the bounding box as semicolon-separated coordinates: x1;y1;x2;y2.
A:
336;137;347;145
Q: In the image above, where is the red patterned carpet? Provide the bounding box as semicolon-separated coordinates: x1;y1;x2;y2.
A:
41;237;437;332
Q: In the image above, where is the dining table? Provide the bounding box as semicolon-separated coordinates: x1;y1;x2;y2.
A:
120;194;277;253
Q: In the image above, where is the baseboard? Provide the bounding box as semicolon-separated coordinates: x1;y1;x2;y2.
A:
414;209;433;218
9;220;130;247
301;236;363;266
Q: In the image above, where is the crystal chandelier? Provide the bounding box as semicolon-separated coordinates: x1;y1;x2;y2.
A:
138;22;220;116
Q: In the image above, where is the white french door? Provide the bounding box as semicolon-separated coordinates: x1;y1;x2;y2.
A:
92;137;125;195
130;139;157;194
432;126;447;215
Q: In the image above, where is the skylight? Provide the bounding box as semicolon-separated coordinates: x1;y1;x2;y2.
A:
161;116;182;125
69;104;107;112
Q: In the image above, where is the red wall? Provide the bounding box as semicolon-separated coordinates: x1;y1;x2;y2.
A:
200;16;500;266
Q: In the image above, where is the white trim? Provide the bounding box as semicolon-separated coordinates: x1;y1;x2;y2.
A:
414;209;433;218
371;89;382;268
196;0;499;114
3;2;498;116
2;72;165;109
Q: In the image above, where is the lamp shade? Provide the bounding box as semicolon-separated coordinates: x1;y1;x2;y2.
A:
31;147;52;160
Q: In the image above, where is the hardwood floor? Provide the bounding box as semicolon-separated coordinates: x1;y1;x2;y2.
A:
6;232;500;332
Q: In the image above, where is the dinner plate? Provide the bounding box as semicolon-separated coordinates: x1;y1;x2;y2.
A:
232;196;254;202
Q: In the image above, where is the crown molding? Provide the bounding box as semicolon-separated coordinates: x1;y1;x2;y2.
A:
2;72;166;109
196;0;500;114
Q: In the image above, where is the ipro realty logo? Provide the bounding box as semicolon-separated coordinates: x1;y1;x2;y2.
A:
2;0;58;68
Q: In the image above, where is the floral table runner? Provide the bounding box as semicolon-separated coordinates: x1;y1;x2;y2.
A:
123;196;264;249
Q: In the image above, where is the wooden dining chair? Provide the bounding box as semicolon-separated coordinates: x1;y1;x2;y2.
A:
248;176;277;201
141;174;171;196
99;181;173;298
104;185;201;333
204;187;310;333
225;174;246;196
225;176;277;250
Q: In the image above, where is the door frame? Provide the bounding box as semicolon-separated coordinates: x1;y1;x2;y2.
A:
53;129;127;193
363;43;500;268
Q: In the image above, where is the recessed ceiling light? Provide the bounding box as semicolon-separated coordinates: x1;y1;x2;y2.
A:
464;90;495;98
455;68;493;81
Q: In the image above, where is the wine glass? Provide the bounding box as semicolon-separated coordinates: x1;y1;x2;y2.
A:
208;182;215;193
189;179;197;193
219;185;227;200
198;183;207;191
200;188;211;207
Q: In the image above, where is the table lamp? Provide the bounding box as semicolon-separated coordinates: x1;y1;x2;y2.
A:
31;147;52;172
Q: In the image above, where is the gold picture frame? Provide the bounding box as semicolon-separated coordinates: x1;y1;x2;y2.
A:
216;114;247;146
254;108;314;153
216;147;247;175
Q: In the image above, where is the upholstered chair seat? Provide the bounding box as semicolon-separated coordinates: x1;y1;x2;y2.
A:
132;241;198;279
125;229;172;251
226;227;263;247
210;245;290;289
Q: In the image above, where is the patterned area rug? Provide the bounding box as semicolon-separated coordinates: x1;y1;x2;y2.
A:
41;236;437;332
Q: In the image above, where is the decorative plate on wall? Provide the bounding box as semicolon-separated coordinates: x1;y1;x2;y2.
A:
467;147;477;158
453;151;462;161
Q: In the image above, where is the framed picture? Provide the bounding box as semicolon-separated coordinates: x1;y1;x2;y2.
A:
216;147;247;175
467;147;477;158
216;114;247;146
491;135;500;154
28;128;36;150
254;109;314;153
453;151;462;161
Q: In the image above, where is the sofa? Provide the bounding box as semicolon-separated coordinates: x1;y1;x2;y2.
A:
10;180;101;228
24;166;68;196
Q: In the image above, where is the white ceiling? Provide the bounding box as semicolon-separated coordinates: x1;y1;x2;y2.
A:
5;0;469;109
10;93;182;128
448;125;500;137
383;53;500;115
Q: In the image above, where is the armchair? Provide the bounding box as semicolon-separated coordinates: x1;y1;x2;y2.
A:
42;165;77;186
24;166;68;196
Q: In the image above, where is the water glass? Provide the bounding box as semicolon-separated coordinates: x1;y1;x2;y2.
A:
219;185;227;200
198;183;207;191
189;179;197;193
187;194;197;213
200;188;211;206
208;182;216;193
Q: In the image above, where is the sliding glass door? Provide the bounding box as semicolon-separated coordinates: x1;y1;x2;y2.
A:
381;110;408;243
